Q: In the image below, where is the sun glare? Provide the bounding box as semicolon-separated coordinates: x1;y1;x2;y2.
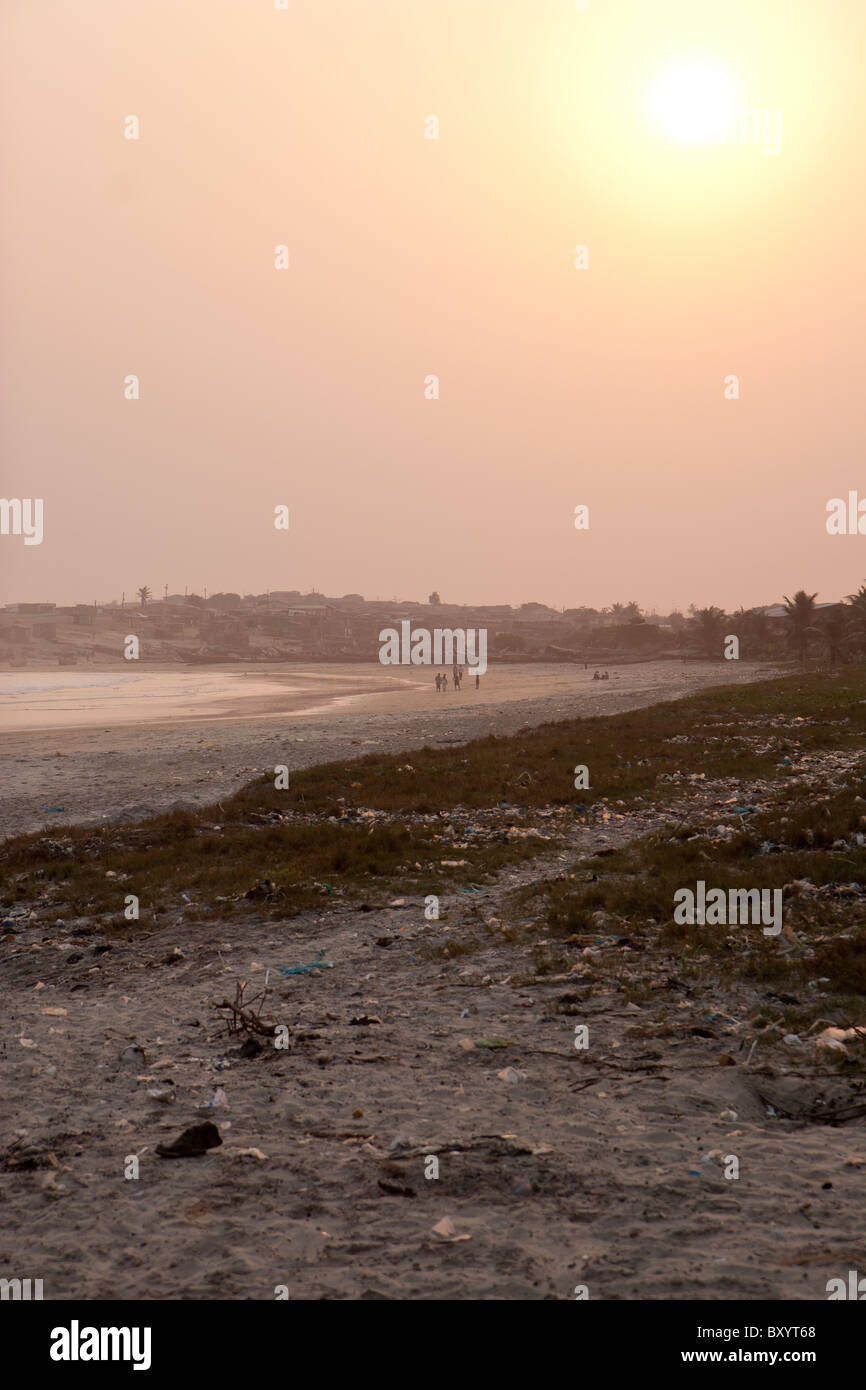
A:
649;60;739;146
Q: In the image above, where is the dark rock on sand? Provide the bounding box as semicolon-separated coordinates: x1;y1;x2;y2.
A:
156;1122;222;1159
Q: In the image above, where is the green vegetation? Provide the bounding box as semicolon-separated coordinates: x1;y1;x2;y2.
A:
4;665;866;1002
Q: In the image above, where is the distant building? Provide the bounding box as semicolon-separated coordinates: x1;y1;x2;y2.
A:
761;600;843;620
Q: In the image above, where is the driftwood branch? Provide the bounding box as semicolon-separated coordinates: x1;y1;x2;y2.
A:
212;978;281;1039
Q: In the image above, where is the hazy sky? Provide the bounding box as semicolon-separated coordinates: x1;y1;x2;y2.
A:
2;0;864;612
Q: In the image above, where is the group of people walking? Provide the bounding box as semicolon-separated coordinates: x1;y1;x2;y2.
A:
435;667;480;692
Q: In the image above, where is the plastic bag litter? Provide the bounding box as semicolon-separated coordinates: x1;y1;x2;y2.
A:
198;1087;228;1114
279;948;334;977
815;1025;866;1054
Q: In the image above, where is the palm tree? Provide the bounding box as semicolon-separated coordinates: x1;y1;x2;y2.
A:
818;605;849;665
623;601;643;622
609;602;626;625
842;586;866;658
729;605;770;660
782;590;819;662
691;606;727;658
137;585;151;610
846;584;866;621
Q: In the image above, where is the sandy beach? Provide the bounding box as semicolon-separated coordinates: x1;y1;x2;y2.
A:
3;658;864;1304
2;726;861;1301
0;661;779;841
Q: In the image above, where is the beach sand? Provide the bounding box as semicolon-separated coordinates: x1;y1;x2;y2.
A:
1;766;855;1301
3;656;858;1303
1;661;778;840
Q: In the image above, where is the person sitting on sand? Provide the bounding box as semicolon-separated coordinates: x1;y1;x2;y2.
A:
593;671;600;681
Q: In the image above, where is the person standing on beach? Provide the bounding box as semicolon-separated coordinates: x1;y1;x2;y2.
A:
442;672;448;690
475;672;480;689
435;673;441;692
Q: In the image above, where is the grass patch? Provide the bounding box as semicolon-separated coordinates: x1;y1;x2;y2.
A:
5;665;866;946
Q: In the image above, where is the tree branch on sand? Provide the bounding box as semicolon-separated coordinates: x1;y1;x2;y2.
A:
212;979;281;1039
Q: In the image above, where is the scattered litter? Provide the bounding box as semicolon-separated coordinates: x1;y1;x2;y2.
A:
244;880;281;901
279;949;334;977
120;1045;147;1067
497;1067;528;1084
814;1025;866;1045
197;1087;228;1114
432;1217;470;1242
146;1086;176;1104
815;1026;866;1055
350;1015;382;1026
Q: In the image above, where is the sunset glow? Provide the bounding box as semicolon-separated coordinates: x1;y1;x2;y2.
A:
649;59;739;145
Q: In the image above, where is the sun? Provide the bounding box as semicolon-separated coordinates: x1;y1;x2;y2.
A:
649;59;739;146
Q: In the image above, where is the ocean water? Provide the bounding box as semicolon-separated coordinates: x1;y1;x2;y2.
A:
0;673;146;698
0;668;300;731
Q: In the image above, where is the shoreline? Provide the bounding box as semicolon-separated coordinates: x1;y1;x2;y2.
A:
0;664;417;735
0;661;782;841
